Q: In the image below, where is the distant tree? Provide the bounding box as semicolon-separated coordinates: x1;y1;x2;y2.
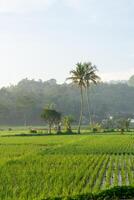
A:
125;118;131;132
54;113;62;134
41;105;61;134
116;118;126;134
62;115;74;133
102;117;115;130
90;122;102;133
84;62;100;124
114;113;132;133
17;95;35;126
67;63;86;134
128;75;134;87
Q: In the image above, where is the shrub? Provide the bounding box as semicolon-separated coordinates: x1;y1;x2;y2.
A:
30;129;37;134
93;128;98;133
45;186;134;200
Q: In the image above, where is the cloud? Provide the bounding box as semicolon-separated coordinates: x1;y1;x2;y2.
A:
0;0;86;13
0;0;56;13
63;0;82;9
99;70;134;82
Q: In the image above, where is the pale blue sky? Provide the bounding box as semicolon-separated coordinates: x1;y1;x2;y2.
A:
0;0;134;86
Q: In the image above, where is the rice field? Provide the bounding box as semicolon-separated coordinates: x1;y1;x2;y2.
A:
0;134;134;199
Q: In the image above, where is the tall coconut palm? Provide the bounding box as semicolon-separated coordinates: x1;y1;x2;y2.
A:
67;63;86;134
84;62;100;125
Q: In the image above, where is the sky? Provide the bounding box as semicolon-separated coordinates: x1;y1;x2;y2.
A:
0;0;134;86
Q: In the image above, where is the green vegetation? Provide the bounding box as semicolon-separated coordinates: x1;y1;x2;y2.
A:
46;186;134;200
62;115;74;133
0;134;134;199
41;105;61;134
0;65;134;200
0;78;134;126
67;62;100;133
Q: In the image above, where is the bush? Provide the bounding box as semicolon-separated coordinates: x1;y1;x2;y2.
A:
121;128;125;134
30;129;37;134
45;186;134;200
110;129;115;132
65;130;74;134
96;186;134;200
93;128;98;133
57;131;63;135
90;123;102;133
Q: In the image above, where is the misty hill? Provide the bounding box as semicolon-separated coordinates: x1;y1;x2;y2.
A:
0;77;134;126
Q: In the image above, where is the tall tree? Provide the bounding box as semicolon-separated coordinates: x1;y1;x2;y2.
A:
67;63;86;134
84;62;100;124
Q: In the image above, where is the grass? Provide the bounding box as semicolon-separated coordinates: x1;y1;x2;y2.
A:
0;133;134;199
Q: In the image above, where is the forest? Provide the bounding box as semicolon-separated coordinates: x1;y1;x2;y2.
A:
0;76;133;126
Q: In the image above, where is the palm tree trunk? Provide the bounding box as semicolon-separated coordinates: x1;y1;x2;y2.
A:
86;87;92;125
78;86;83;134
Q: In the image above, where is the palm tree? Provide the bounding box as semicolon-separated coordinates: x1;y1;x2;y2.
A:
67;63;86;134
84;62;100;125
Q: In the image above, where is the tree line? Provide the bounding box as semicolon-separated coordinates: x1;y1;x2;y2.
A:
0;65;133;128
